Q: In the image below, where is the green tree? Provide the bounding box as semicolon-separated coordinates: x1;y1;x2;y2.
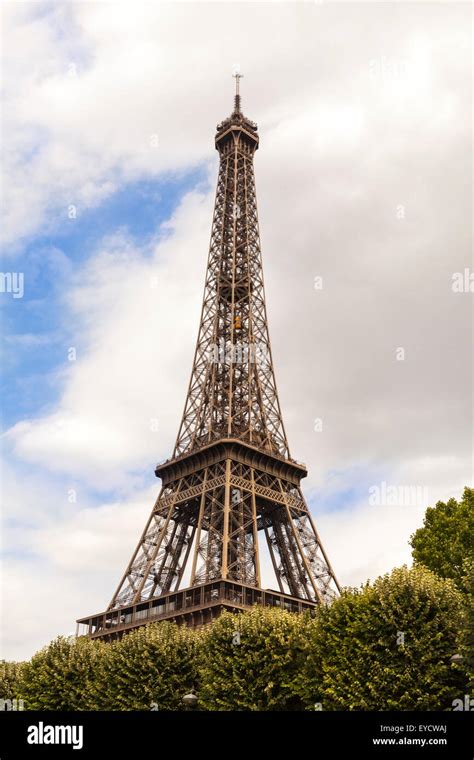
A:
300;565;464;710
198;606;310;710
0;660;26;704
456;556;474;692
19;636;105;710
410;487;474;587
93;621;199;710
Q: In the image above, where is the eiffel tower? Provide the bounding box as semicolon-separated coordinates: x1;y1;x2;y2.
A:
77;75;340;639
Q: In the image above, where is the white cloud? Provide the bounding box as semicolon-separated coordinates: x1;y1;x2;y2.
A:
3;2;469;250
1;456;155;660
316;465;469;589
1;502;149;662
5;189;213;488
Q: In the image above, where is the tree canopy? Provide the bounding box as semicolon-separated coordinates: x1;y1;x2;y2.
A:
410;486;474;587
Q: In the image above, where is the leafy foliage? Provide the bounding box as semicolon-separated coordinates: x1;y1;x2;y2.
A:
92;621;200;710
198;606;310;710
299;566;464;710
410;487;474;587
0;660;26;703
19;636;105;710
8;486;472;711
457;556;474;691
9;572;465;711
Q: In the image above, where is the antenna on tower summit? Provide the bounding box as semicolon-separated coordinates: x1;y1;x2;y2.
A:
232;68;243;113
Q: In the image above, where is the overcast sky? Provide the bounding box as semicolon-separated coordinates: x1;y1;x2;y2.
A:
1;1;472;661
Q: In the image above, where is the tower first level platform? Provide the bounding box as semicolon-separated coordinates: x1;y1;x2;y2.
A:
76;581;317;640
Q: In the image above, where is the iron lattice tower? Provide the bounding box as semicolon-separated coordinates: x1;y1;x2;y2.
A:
77;78;340;639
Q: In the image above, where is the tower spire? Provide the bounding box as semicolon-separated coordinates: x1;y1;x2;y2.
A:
232;69;243;113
